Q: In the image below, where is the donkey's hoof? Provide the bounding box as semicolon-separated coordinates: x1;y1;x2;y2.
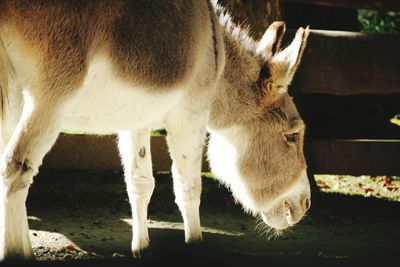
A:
132;246;151;259
186;240;203;248
186;234;203;245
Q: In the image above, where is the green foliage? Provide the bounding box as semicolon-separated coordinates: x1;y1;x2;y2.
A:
390;114;400;127
358;9;400;33
151;129;167;136
315;175;400;202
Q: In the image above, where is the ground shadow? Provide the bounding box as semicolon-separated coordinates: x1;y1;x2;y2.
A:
1;170;397;266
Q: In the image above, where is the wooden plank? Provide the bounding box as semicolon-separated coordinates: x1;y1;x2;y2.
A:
284;0;400;12
283;1;361;32
289;30;400;95
42;134;209;172
219;0;282;38
293;94;400;139
305;139;400;176
42;134;122;171
43;135;400;177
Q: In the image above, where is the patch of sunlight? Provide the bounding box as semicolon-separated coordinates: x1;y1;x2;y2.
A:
61;131;85;135
155;171;171;176
201;172;216;179
29;230;85;252
315;174;400;202
121;218;244;237
390;114;400;127
151;129;167;137
27;216;41;221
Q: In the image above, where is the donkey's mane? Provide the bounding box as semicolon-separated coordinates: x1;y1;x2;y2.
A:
211;0;259;53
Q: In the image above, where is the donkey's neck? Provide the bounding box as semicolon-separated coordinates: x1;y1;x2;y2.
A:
208;33;261;130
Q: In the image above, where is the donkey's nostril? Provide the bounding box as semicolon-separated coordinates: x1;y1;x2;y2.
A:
284;200;291;217
305;198;311;210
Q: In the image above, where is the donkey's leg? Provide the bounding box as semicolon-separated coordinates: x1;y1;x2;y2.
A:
0;94;68;260
166;113;207;243
118;130;155;258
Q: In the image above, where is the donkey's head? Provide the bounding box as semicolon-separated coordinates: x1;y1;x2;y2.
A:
208;22;311;231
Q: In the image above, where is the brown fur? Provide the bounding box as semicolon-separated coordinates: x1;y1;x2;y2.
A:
0;0;212;93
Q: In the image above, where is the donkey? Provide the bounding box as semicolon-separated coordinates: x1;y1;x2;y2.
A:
0;0;311;260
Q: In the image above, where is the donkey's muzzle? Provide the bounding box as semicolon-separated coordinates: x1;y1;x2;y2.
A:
261;170;311;229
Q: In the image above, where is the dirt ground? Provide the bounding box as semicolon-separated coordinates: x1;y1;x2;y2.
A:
2;170;400;267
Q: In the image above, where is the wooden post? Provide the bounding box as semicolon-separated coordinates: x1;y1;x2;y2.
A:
218;0;282;39
284;0;400;12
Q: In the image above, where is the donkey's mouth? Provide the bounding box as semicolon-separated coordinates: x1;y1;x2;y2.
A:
260;210;290;230
260;199;305;230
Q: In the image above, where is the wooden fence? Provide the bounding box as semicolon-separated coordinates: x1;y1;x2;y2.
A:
284;0;400;12
285;0;400;176
41;0;400;178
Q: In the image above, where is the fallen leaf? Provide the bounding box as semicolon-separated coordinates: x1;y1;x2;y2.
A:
316;181;330;189
364;188;374;193
385;184;398;191
65;244;75;251
383;177;392;186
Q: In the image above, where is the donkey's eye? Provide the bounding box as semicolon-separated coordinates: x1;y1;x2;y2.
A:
285;133;298;143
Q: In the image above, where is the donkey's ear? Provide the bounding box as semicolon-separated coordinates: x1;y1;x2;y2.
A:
256;21;286;57
269;26;310;85
257;26;309;107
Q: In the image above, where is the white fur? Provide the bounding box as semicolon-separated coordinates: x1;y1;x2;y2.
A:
63;56;185;133
165;103;209;243
0;189;32;260
261;170;310;229
0;55;192;259
207;127;256;213
118;130;155;257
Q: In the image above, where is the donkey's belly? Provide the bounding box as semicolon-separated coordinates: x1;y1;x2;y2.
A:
62;57;184;134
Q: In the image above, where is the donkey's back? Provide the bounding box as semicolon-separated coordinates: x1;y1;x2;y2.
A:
0;0;218;134
0;0;213;93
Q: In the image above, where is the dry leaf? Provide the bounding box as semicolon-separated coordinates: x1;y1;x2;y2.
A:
65;244;75;251
316;181;330;189
383;177;392;186
385;184;398;191
364;188;374;193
